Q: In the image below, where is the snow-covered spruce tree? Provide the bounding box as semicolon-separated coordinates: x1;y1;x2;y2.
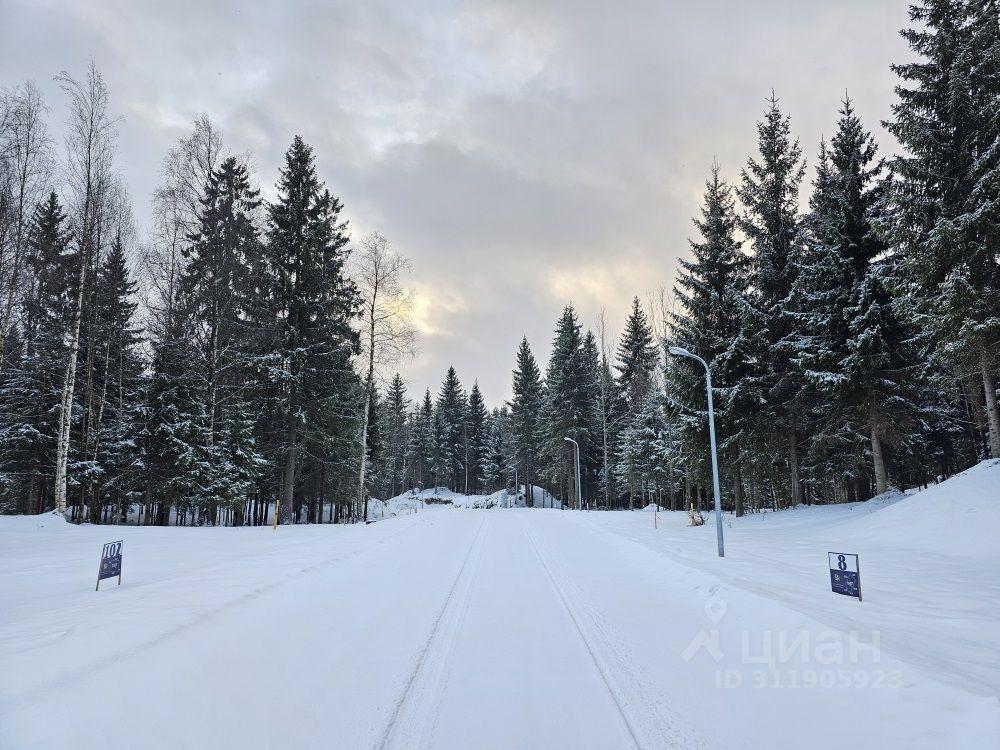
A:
405;388;435;490
208;401;267;526
263;136;361;523
90;229;145;522
791;99;924;496
481;406;510;493
433;366;466;491
614;392;669;509
669;163;751;515
146;316;212;526
541;306;595;506
509;337;544;505
178;157;261;441
616;297;659;417
843;265;925;494
885;0;1000;459
615;298;659;509
465;381;488;494
593;315;620;507
0;194;74;513
177;155;264;523
737;93;807;507
379;373;411;498
580;330;606;505
364;384;383;501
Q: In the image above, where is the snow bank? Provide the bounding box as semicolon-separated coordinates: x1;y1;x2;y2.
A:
836;460;1000;557
378;485;562;512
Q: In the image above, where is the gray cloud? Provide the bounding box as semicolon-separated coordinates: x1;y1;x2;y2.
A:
0;0;912;404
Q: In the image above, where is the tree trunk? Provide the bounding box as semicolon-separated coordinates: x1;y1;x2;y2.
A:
280;417;297;524
788;411;802;508
54;244;89;516
871;425;889;495
734;462;744;517
981;355;1000;460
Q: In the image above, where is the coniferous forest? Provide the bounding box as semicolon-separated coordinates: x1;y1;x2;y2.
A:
1;0;998;525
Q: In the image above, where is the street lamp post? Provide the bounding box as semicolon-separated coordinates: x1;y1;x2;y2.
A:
564;437;583;511
667;346;725;558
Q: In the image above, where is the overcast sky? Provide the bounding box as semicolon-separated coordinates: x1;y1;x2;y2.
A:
1;0;913;405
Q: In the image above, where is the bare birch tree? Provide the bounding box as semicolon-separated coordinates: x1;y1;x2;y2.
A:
53;62;119;516
353;232;416;521
143;115;224;330
0;81;52;373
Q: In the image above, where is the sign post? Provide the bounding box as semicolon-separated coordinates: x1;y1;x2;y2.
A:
827;552;861;601
97;540;123;591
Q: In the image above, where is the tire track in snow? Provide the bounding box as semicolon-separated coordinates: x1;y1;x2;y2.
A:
521;516;714;750
374;515;489;750
520;517;646;750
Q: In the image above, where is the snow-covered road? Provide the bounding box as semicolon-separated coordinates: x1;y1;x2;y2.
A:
3;470;999;750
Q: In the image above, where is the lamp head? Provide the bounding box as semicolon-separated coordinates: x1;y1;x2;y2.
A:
668;345;691;357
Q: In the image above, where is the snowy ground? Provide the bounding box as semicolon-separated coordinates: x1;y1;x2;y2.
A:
2;463;998;749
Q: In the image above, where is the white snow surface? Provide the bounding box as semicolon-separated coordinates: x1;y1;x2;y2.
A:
2;462;999;749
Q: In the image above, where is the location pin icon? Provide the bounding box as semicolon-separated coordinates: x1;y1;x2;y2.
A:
705;597;727;624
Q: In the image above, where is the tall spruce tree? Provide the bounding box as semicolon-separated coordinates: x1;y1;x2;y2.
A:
542;306;594;505
737;94;807;506
509;337;544;505
616;297;659;415
264;136;360;523
670;163;751;513
406;388;435;489
433;366;466;490
178;156;261;455
465;381;488;494
91;229;144;522
0;194;74;513
886;0;1000;458
791;99;922;495
380;373;410;498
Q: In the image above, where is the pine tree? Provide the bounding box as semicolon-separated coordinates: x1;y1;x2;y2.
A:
616;297;659;415
433;366;466;491
465;381;488;494
886;0;1000;458
615;391;668;508
178;156;262;455
364;385;383;497
737;94;807;506
0;194;75;513
208;401;267;526
405;388;435;489
509;337;544;504
380;374;410;498
263;136;361;523
542;306;595;505
482;407;510;492
580;330;605;504
670;163;751;512
790;99;923;495
91;230;145;522
146;318;212;526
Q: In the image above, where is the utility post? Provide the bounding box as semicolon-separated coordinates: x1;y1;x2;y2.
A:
564;437;583;511
667;346;724;558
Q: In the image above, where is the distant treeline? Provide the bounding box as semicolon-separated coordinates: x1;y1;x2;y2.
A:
1;1;997;524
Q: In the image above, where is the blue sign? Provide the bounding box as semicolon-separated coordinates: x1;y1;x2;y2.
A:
97;540;123;590
828;552;861;601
